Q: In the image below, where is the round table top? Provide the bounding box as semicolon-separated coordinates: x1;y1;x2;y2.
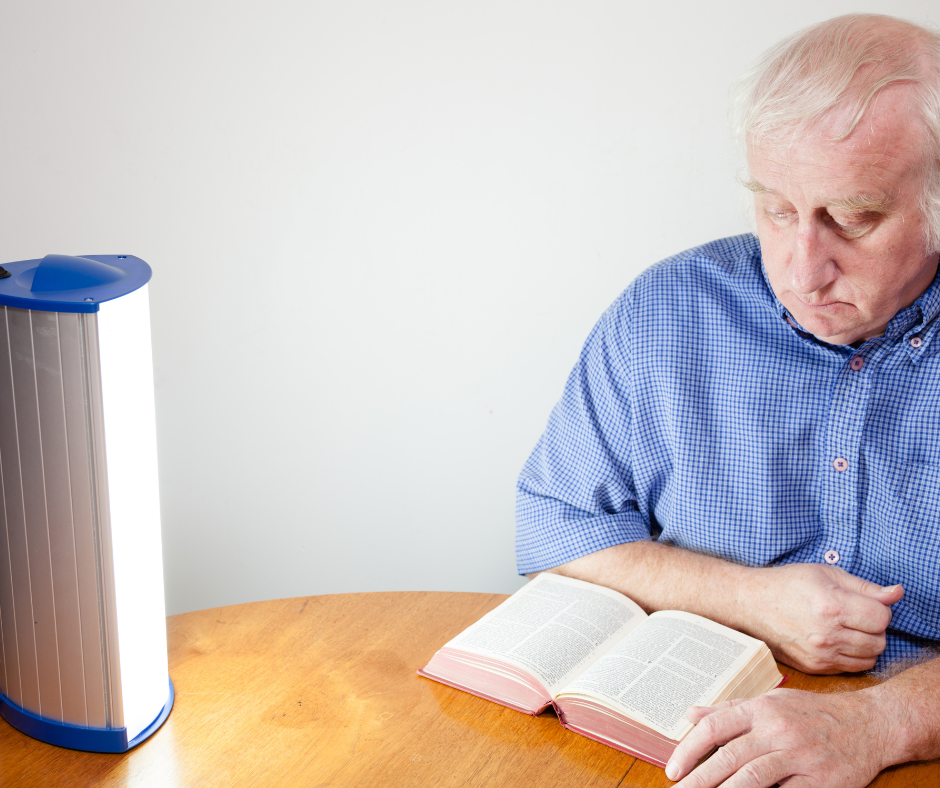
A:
0;591;934;787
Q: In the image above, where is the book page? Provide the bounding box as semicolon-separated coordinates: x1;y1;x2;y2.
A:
447;573;647;695
558;611;762;740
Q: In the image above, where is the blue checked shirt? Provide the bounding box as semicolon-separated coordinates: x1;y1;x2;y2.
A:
516;234;940;668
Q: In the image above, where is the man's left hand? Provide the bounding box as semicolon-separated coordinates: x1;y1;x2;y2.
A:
665;688;887;787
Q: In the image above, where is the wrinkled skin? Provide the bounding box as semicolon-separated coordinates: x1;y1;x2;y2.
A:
741;563;902;675
667;689;888;787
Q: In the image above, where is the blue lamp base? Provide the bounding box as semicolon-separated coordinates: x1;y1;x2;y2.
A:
0;677;174;753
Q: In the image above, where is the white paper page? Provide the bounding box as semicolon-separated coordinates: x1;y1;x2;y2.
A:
559;611;761;739
448;573;647;694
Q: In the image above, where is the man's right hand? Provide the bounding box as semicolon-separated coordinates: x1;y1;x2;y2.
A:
741;563;903;674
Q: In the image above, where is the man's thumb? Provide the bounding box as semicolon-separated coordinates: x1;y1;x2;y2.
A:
853;578;904;605
836;570;904;604
874;583;905;605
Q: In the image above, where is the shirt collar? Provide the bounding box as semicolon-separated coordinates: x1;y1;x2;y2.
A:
885;261;940;340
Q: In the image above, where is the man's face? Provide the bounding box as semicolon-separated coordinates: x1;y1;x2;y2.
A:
749;85;938;346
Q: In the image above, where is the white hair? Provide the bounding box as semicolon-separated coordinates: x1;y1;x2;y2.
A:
729;14;940;253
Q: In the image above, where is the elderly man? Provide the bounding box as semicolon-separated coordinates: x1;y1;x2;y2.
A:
516;13;940;788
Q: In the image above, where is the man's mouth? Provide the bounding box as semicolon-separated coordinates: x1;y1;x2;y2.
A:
792;296;844;309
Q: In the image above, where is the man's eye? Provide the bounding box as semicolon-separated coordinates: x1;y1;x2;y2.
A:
827;214;872;238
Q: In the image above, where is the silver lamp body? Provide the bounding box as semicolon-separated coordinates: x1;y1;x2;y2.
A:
0;257;170;752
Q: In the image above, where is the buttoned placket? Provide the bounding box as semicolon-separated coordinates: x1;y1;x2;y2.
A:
778;310;868;569
815;344;878;572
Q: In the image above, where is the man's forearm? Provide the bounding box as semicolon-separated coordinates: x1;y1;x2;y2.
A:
868;656;940;767
540;540;761;632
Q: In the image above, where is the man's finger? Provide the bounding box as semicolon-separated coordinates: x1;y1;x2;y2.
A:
794;631;883;674
674;749;792;788
830;628;886;659
839;594;895;635
667;702;754;780
686;706;714;725
832;653;879;673
685;698;749;724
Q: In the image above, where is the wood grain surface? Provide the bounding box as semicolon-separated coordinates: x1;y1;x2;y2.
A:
0;591;935;787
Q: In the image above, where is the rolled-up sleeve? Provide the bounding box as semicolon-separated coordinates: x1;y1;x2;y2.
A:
516;289;652;574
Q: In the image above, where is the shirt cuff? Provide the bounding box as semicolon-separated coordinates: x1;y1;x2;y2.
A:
515;511;652;575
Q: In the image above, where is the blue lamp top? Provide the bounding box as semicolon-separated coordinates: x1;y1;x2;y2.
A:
0;254;151;313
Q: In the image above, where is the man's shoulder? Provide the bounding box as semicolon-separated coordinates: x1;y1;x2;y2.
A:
596;234;772;345
635;233;763;290
611;233;769;315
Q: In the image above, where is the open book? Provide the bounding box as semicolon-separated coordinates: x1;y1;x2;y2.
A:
418;574;784;768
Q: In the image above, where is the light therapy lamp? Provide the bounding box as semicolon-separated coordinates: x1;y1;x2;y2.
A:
0;254;172;752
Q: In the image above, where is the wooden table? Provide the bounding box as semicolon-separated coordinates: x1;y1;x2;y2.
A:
0;591;937;787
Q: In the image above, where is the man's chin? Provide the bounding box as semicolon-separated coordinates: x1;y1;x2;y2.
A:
793;314;864;346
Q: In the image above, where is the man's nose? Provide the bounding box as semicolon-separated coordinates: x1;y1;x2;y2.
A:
789;221;837;295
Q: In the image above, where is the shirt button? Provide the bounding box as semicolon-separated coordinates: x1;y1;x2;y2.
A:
850;356;864;371
833;457;848;472
911;336;924;348
825;550;840;565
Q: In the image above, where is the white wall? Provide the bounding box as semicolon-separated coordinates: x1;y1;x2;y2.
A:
0;0;936;615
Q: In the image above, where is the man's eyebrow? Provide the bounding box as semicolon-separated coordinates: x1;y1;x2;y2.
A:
827;193;893;215
742;177;893;215
741;177;771;194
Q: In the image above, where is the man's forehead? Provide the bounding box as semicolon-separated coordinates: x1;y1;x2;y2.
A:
747;86;927;204
748;145;898;200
